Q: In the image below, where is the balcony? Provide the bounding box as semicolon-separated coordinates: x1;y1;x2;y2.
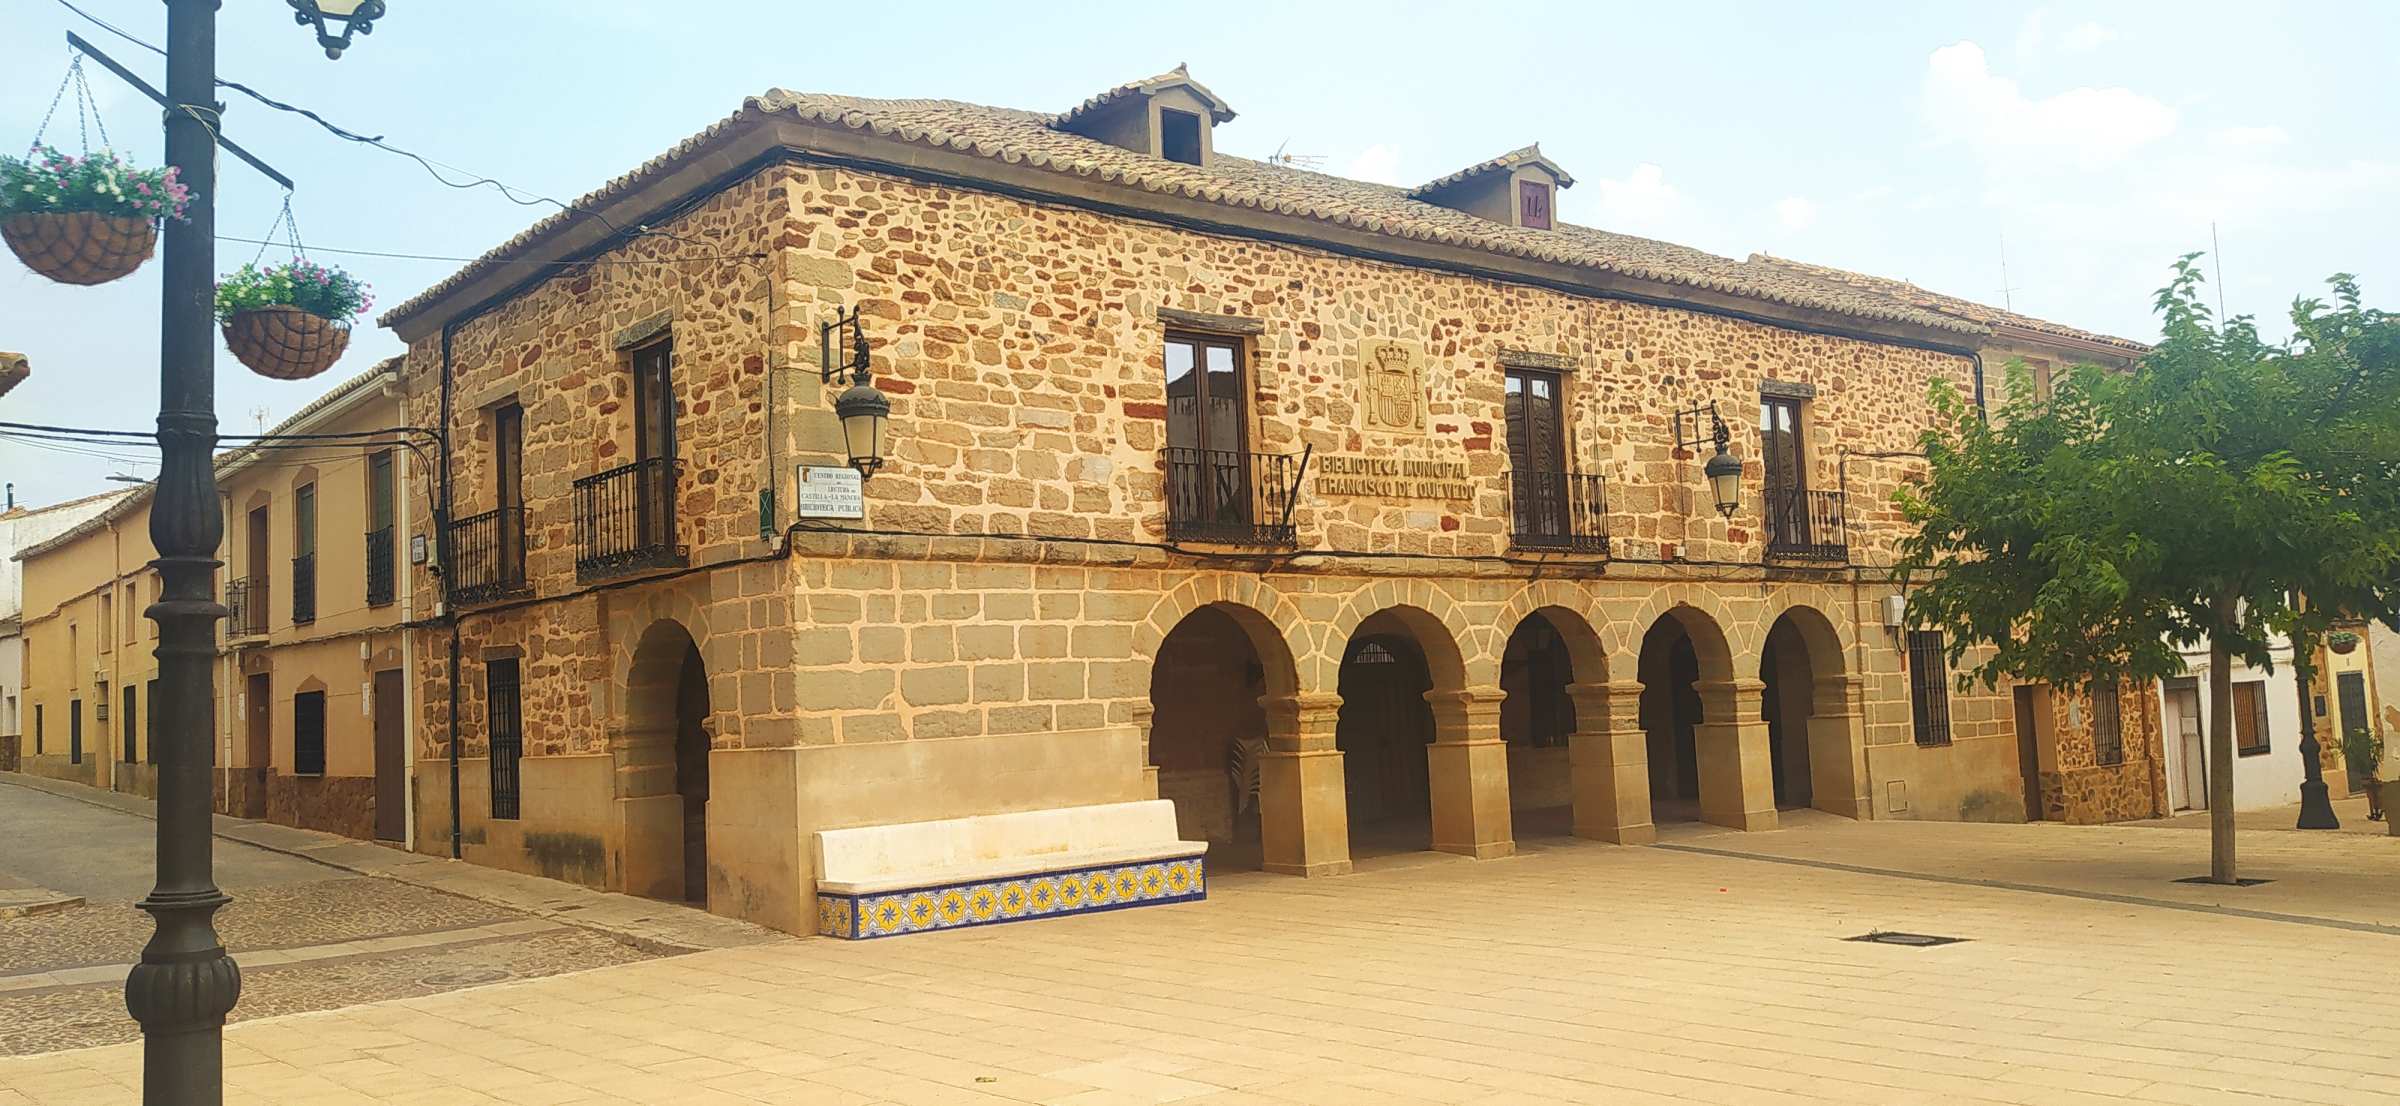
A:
1765;486;1847;562
290;554;317;624
365;525;396;607
1510;469;1610;554
574;457;686;582
225;576;268;639
448;507;531;606
1163;447;1302;546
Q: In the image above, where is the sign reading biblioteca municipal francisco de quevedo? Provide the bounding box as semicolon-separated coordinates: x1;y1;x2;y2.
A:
1310;337;1474;501
1313;455;1474;500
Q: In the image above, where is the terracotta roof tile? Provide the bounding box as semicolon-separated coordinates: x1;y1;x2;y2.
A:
1744;254;2149;354
1407;144;1576;195
1053;63;1237;126
384;88;1988;339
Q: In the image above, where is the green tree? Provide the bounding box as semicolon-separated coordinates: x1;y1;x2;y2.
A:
1897;257;2400;882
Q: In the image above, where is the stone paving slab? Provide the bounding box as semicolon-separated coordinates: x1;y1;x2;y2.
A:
5;818;2396;1104
0;773;788;955
0;889;82;920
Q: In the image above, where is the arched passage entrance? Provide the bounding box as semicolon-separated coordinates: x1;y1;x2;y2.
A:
1147;603;1298;871
1335;606;1470;859
1638;606;1774;830
1501;608;1605;839
1761;618;1815;810
1763;605;1869;819
620;619;713;905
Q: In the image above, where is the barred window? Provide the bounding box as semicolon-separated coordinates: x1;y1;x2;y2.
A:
487;659;523;820
2092;680;2125;766
1908;630;1953;746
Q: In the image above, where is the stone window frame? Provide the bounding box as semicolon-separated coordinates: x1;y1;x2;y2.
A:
1156;308;1267;455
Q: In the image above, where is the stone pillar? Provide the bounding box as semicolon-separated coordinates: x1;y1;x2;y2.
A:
1132;702;1160;799
1258;693;1351;877
613;723;685;900
1807;673;1870;819
1568;680;1655;844
1694;678;1777;831
1424;687;1514;859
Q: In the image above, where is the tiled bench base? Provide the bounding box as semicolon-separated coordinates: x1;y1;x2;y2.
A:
817;855;1206;939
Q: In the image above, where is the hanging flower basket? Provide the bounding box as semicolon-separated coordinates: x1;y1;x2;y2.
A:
2329;630;2362;656
221;305;351;380
0;148;187;285
2;210;156;285
215;259;372;381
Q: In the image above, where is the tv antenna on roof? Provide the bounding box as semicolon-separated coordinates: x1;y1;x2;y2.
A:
1268;140;1325;170
249;406;271;435
1996;232;2021;312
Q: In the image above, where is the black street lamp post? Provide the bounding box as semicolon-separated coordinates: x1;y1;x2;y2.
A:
125;5;236;1101
119;4;379;1101
2295;641;2341;830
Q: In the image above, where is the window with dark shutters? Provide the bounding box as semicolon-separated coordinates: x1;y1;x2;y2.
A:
294;690;327;776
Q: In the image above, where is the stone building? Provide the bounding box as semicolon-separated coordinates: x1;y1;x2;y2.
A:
12;363;420;841
378;68;2154;935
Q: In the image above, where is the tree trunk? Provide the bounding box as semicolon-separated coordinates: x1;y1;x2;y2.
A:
2207;628;2239;883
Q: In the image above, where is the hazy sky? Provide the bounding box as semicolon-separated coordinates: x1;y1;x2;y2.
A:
3;0;2394;507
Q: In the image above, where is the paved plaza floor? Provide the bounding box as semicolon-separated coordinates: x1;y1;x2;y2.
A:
4;808;2395;1105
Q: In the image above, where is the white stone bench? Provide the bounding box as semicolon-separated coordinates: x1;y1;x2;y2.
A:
813;800;1208;939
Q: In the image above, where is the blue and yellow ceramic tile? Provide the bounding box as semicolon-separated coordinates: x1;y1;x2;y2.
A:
818;857;1206;939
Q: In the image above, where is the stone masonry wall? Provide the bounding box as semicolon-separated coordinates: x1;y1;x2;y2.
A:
401;159;2020;834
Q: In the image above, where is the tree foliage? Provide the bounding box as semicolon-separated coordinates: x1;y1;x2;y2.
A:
1897;256;2400;690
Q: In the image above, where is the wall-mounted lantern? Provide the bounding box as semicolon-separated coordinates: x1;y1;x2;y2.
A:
821;306;892;479
287;0;386;59
1674;401;1743;519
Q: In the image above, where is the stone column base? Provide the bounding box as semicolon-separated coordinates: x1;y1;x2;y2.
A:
1428;738;1514;859
1258;748;1351;877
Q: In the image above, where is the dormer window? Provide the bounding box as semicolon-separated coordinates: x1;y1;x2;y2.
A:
1161;108;1203;166
1519;180;1554;230
1052;64;1237;169
1408;145;1575;230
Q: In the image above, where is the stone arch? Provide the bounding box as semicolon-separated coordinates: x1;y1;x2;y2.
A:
1319;582;1476;694
1604;592;1741;681
1496;597;1607;840
1146;599;1305;868
616;617;713;904
1760;600;1869;820
1634;602;1774;831
1492;582;1610;683
1134;578;1306;699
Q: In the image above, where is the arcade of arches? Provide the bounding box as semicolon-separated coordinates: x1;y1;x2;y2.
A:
1141;593;1873;875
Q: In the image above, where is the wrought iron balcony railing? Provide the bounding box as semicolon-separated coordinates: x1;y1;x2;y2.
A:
574;457;685;582
290;553;317;624
448;507;530;606
225;575;269;639
1163;446;1305;546
1510;469;1610;553
1765;486;1847;562
365;525;396;607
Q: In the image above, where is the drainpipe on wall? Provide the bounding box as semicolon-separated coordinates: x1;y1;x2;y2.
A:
440;323;462;859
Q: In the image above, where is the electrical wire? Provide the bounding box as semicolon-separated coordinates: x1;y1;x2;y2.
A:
53;0;735;258
215;235;764;267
